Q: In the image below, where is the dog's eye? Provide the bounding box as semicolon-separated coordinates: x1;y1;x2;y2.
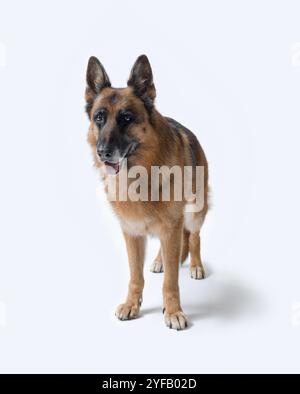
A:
94;111;106;124
120;113;133;124
96;114;105;123
124;114;132;122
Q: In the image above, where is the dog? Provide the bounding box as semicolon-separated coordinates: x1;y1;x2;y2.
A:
85;55;209;330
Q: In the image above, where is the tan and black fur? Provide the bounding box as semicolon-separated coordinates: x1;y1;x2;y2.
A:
86;55;209;330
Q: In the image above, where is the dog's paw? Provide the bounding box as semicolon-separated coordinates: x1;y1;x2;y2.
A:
115;303;140;321
190;265;205;280
164;310;188;331
150;259;164;273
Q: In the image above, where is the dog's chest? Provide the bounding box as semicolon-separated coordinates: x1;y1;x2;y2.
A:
120;217;151;236
111;201;157;236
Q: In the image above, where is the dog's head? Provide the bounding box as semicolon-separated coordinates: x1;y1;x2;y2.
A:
85;55;156;175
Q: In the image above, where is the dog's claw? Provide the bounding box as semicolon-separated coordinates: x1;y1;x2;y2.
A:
115;304;140;321
164;311;188;331
190;266;205;280
150;260;164;273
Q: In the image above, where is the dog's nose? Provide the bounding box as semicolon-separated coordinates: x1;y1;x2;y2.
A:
97;147;113;161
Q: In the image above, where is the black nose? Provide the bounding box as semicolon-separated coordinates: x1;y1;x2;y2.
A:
97;147;113;161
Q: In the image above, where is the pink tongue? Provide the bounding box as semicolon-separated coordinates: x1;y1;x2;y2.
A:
105;162;119;175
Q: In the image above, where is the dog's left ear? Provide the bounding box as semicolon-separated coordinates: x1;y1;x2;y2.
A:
127;55;156;111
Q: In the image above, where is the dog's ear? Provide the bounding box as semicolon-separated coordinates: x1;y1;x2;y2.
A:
85;56;111;117
127;55;156;111
86;56;111;94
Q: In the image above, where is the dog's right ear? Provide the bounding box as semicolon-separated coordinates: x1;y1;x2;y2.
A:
127;55;156;112
85;56;111;117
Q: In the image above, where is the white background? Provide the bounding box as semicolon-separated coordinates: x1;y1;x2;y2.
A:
0;0;300;374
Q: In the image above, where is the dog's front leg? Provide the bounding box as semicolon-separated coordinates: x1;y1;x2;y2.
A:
115;232;146;321
161;219;188;330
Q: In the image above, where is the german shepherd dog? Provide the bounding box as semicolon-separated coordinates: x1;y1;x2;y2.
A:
85;55;209;330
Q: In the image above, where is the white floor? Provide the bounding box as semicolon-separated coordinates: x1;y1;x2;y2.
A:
0;0;300;374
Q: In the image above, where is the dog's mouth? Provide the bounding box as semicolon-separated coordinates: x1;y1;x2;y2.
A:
103;142;139;176
104;161;121;175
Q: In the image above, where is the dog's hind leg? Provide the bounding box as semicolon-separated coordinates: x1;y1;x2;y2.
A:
150;247;164;273
151;228;189;274
189;231;205;280
184;211;206;280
